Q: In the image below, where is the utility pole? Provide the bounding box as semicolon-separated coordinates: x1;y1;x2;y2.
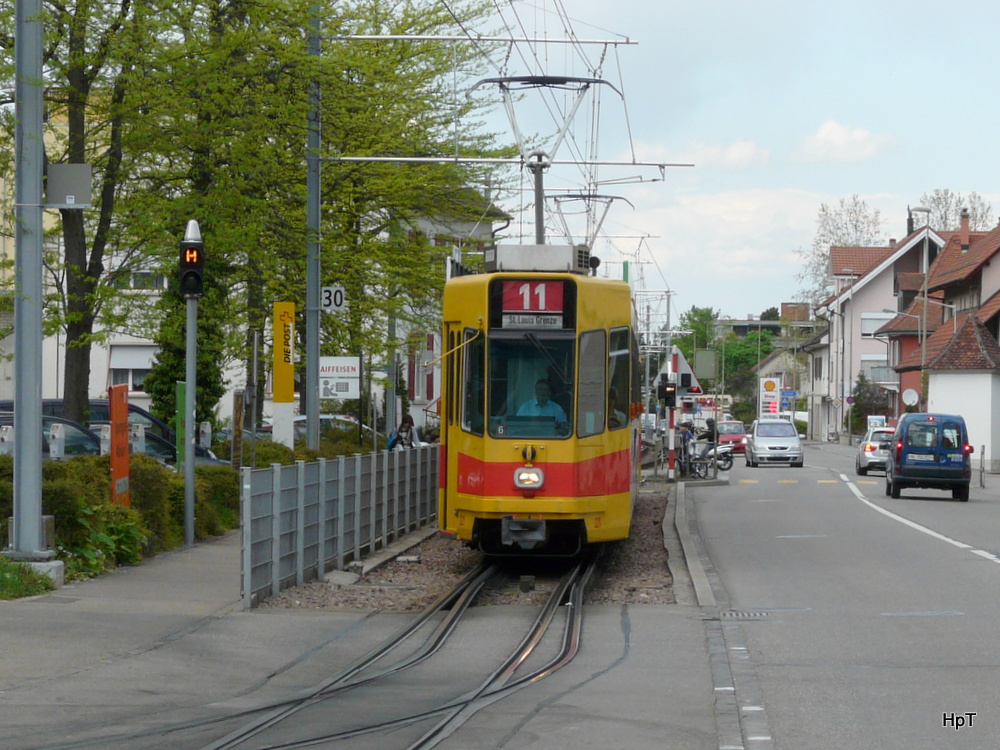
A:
7;0;53;569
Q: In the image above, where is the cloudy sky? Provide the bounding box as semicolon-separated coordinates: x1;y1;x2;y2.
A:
464;1;1000;325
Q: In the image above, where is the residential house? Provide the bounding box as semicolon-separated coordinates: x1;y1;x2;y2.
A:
884;213;1000;470
815;212;952;441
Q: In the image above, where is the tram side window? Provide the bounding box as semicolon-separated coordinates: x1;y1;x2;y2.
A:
608;327;630;430
577;330;607;438
630;329;641;409
462;330;485;436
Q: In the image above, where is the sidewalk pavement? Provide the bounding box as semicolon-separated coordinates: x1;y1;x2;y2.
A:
0;485;717;750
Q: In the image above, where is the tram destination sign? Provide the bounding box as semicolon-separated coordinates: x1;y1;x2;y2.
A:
501;280;564;329
502;312;563;329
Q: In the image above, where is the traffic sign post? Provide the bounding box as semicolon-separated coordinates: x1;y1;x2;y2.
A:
180;220;202;547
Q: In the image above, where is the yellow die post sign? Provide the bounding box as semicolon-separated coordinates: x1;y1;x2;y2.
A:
273;302;295;404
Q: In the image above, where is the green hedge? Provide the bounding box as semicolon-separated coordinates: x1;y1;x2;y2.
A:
0;453;240;581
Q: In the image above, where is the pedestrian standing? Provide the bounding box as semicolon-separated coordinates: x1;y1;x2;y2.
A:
392;413;417;450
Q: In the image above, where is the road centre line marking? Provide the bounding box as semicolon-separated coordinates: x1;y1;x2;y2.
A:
817;479;838;483
857;480;877;484
777;479;797;484
738;479;759;484
844;477;973;552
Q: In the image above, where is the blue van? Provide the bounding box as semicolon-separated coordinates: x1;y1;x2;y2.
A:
884;413;972;501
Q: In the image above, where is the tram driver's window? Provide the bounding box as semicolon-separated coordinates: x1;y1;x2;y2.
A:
577;330;606;438
462;330;485;436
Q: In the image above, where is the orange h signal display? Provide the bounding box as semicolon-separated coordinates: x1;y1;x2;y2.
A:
179;237;205;297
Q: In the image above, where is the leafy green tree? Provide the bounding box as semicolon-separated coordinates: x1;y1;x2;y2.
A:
674;306;718;364
0;0;504;428
845;372;891;434
760;306;779;321
717;330;773;411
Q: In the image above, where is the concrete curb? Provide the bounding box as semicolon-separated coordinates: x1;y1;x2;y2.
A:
674;482;716;607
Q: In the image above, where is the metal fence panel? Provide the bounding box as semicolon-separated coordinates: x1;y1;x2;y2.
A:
241;445;438;608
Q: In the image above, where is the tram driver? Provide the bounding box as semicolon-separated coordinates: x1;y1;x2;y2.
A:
517;378;569;432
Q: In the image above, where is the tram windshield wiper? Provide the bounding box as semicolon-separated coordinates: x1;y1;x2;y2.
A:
523;332;569;385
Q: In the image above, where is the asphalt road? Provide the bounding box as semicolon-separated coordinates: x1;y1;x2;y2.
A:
691;441;1000;750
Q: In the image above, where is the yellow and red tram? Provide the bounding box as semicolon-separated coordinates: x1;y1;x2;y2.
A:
438;246;641;556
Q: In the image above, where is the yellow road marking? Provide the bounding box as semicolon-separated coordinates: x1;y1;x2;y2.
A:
738;479;759;484
778;479;798;484
857;480;878;485
817;479;839;484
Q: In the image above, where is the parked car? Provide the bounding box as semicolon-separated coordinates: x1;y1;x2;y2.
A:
0;399;175;443
89;421;227;467
0;412;102;459
744;418;804;468
884;413;972;501
856;426;894;475
716;420;747;454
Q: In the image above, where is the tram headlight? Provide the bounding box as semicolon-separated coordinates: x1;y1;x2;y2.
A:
513;467;545;490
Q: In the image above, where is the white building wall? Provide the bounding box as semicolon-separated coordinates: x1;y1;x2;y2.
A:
980;258;1000;302
928;370;999;472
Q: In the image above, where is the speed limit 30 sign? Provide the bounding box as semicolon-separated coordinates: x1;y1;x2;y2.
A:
321;286;346;312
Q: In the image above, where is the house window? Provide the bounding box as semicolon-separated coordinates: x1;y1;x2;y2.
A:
108;345;157;393
110;368;152;392
813;357;823;380
860;312;895;338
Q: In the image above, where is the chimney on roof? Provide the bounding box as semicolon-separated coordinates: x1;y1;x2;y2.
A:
889;238;896;247
960;208;970;253
907;207;914;235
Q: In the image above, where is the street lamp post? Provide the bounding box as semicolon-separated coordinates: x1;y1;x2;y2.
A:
840;268;856;441
911;206;931;409
915;295;958;333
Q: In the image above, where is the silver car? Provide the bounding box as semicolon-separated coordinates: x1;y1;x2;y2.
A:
745;418;804;468
856;427;894;475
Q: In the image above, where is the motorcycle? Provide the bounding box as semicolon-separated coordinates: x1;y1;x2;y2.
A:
709;443;734;471
686;440;734;477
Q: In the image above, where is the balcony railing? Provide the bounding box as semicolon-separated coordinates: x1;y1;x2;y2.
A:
862;365;897;385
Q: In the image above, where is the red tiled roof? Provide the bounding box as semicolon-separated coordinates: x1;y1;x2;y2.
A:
977;289;1000;325
931;316;1000;371
896;308;974;372
929;225;1000;289
829;246;893;277
896;272;924;292
876;296;945;337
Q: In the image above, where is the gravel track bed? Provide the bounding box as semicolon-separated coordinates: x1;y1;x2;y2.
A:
263;482;674;612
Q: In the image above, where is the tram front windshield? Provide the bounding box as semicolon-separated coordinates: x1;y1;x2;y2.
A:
488;333;575;438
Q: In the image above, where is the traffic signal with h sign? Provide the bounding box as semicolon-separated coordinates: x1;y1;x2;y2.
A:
657;377;677;407
178;220;204;298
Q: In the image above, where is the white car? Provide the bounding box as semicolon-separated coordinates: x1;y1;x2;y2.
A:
744;419;804;468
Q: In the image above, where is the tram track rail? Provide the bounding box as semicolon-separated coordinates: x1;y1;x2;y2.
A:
201;553;599;750
32;552;601;750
